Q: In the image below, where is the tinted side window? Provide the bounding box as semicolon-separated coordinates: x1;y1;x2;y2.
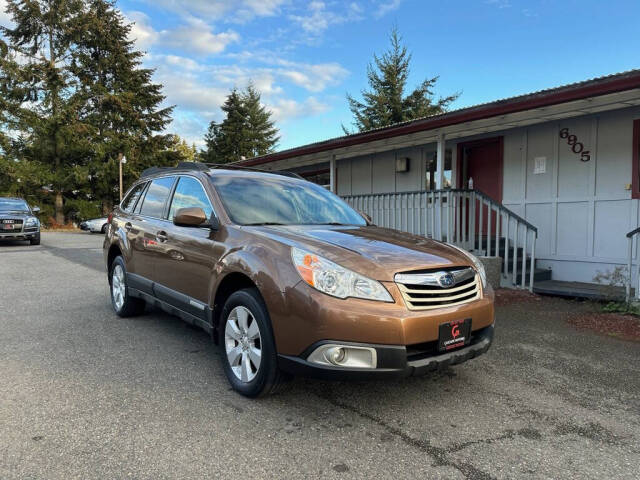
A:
169;176;214;220
139;177;175;218
121;183;146;212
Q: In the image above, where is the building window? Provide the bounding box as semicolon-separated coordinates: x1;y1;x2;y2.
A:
634;119;640;199
301;169;330;188
425;149;452;190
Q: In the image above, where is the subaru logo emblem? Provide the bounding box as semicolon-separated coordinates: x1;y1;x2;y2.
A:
438;272;455;288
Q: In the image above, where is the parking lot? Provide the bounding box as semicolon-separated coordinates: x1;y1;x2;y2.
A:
0;232;638;479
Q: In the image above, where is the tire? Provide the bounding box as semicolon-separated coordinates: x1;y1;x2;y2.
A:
101;224;107;234
30;234;40;245
109;256;145;317
220;288;288;397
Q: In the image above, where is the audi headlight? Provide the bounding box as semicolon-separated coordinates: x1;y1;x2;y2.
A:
291;247;393;302
25;217;39;227
447;244;487;289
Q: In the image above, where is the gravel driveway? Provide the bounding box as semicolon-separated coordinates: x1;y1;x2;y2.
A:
1;233;638;479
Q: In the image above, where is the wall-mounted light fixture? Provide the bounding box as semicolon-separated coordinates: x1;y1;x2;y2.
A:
396;157;410;172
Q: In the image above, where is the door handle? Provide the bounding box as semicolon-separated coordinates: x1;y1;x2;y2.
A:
156;231;168;242
124;222;132;232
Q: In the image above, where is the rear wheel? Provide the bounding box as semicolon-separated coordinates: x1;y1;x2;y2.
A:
109;256;145;317
220;288;288;397
101;224;107;234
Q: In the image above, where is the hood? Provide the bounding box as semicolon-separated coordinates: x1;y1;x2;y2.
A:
244;225;472;281
0;212;32;220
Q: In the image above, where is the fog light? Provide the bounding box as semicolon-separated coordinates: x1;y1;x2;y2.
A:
307;344;377;369
325;346;346;365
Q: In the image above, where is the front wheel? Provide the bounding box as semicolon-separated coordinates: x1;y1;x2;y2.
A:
29;233;40;245
109;256;145;317
220;288;288;397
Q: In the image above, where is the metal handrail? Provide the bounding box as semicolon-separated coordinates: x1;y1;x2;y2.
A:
626;227;640;302
341;188;539;291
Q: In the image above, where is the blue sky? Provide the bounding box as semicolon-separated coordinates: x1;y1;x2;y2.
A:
5;1;638;151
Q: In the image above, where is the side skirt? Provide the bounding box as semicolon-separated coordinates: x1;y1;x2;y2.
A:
128;287;213;335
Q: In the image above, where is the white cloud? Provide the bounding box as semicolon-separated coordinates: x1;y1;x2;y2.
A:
374;0;402;18
269;97;329;122
126;11;159;50
125;13;239;56
161;19;239;56
278;62;349;92
0;0;13;27
146;0;286;23
289;1;363;39
485;0;511;8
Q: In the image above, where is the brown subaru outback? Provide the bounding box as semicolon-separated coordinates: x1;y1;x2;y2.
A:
104;162;494;397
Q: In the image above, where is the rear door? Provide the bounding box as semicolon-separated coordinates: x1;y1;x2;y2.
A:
153;175;221;317
117;182;147;280
133;176;177;287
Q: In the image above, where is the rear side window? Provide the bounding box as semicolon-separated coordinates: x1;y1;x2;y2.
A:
168;176;214;220
121;183;146;212
138;177;175;218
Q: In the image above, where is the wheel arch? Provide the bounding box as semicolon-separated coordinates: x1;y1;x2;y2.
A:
211;271;259;344
106;244;123;283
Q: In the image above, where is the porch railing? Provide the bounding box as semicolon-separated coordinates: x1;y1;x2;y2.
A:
342;189;538;291
626;227;640;302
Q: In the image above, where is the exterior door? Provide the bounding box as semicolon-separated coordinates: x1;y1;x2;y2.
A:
133;176;177;283
458;137;503;237
153;175;221;317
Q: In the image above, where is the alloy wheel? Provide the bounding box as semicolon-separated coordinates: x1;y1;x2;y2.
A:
111;264;126;311
224;306;262;383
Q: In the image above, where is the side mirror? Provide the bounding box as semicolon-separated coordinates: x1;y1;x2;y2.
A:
358;210;372;224
174;207;208;227
173;207;219;230
32;206;40;214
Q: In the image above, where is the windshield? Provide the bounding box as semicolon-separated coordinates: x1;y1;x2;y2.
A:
0;199;30;213
209;175;367;226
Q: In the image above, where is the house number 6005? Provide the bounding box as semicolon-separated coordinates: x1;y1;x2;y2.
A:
559;128;590;162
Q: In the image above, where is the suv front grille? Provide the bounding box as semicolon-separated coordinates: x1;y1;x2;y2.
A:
394;267;480;311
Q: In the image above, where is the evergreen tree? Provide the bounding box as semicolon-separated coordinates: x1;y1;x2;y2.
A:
0;0;175;222
201;85;278;163
345;27;459;133
70;0;174;214
244;84;279;157
0;0;88;223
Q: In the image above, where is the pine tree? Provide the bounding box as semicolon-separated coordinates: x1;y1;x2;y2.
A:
345;27;459;133
0;0;174;222
243;84;279;157
70;0;174;214
201;85;279;163
0;0;88;223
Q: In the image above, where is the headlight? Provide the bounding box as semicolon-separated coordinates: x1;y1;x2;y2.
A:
25;217;39;227
291;247;393;302
447;244;487;289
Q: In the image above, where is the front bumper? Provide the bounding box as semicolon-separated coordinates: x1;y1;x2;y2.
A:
0;230;39;240
278;324;494;380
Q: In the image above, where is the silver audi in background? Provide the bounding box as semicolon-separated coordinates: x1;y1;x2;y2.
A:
80;217;109;233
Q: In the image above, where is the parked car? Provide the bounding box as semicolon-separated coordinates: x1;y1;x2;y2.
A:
0;197;41;245
103;163;495;397
80;217;109;233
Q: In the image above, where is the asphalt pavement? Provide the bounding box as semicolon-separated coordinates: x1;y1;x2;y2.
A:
1;232;638;479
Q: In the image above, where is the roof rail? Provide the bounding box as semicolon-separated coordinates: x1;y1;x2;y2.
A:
140;161;304;180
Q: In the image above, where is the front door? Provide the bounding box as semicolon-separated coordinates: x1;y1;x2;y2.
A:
153;175;221;319
458;137;503;237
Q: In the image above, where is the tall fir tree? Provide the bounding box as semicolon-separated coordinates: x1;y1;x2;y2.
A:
243;84;279;158
0;0;176;222
0;0;88;223
201;85;278;163
70;0;174;214
345;27;459;133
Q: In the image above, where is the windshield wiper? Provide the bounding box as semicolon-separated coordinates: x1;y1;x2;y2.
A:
243;222;287;226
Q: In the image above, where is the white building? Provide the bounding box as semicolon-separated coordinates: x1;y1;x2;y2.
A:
237;71;640;298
